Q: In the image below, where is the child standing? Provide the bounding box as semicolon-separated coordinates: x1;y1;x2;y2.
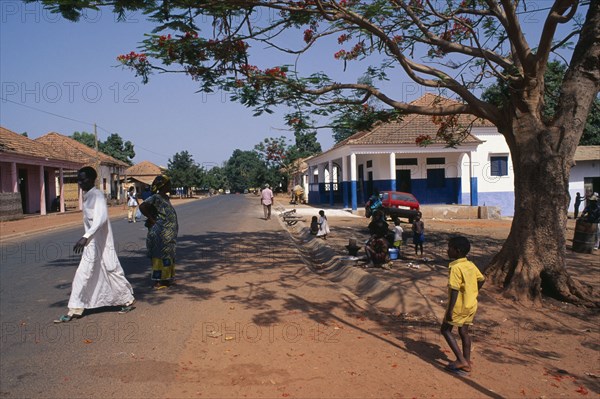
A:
411;212;424;255
316;210;330;240
440;236;485;373
392;219;403;255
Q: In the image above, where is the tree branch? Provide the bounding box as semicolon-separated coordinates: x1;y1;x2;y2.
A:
537;0;578;65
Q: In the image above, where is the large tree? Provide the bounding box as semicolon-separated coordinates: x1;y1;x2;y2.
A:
71;131;136;165
41;1;600;305
483;60;600;146
167;150;202;194
225;149;267;192
102;133;136;165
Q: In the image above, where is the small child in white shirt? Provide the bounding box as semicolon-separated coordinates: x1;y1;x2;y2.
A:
393;219;403;251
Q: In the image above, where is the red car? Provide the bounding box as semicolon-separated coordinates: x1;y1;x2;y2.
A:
380;191;421;222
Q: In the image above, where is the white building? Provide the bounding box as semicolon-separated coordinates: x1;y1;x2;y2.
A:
305;94;516;215
305;95;600;217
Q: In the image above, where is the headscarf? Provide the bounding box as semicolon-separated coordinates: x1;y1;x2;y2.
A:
151;175;171;194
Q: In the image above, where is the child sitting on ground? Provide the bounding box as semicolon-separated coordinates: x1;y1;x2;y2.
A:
310;216;319;235
440;236;485;373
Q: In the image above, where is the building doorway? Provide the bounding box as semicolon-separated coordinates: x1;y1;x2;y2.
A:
396;169;412;193
18;169;28;213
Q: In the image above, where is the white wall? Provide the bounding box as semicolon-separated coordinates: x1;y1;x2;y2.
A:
568;160;600;212
468;128;514;193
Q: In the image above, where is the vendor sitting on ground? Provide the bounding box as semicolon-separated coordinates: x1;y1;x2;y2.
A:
365;210;391;267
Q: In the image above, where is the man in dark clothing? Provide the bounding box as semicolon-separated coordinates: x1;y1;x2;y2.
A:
574;192;583;219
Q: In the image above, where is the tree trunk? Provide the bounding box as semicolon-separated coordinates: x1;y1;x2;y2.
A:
486;1;600;307
486;118;598;306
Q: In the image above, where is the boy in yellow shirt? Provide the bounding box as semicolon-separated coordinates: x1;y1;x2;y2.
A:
441;236;485;373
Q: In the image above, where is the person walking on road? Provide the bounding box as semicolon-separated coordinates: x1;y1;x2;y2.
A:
261;183;274;220
139;175;179;288
127;186;138;223
54;166;135;323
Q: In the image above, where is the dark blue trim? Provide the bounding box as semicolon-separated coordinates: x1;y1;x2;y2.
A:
351;181;357;210
342;181;349;208
470;177;478;205
329;182;335;206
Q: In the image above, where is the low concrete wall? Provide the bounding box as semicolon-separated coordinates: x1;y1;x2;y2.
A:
355;205;502;219
0;192;24;221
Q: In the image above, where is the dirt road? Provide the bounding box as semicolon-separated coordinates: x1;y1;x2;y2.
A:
1;195;598;398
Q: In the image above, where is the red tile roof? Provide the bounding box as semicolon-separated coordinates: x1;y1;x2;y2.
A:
35;132;129;167
125;160;164;176
333;93;491;149
0;126;73;162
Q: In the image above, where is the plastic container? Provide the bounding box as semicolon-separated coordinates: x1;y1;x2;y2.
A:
388;248;399;260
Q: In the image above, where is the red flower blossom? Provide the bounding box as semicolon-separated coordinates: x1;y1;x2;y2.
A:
303;29;314;43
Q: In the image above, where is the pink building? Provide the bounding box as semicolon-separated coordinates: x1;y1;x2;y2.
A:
0;126;82;219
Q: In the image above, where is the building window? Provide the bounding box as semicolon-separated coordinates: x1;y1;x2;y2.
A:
366;160;373;168
396;158;418;166
490;156;508;176
427;169;446;188
427;157;445;165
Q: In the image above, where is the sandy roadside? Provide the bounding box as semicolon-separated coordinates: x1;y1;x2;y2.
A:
0;197;202;241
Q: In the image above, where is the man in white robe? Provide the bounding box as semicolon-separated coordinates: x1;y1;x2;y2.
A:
54;166;135;323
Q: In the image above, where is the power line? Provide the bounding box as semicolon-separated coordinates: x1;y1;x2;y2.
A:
1;96;96;127
2;96;171;160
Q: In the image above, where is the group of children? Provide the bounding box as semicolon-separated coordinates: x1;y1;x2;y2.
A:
364;209;484;374
307;207;484;374
365;211;426;263
381;212;485;374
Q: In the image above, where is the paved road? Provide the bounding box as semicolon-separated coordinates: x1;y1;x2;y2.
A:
1;195;254;398
1;194;501;398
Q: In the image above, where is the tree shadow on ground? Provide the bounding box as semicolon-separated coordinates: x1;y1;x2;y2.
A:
292;216;600;395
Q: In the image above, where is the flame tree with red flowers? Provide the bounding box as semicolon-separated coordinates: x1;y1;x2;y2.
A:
35;0;600;306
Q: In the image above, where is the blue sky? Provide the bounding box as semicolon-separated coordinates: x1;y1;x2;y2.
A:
0;2;578;167
0;2;335;167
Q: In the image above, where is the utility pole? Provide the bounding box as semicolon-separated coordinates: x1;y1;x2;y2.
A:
94;123;100;189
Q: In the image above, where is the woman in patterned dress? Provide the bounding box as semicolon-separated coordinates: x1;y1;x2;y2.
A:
139;175;179;288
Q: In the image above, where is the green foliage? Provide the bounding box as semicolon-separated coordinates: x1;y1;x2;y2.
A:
292;130;321;158
102;133;135;165
71;131;97;149
71;131;136;165
204;166;227;190
254;137;290;169
224;149;267;192
167;151;202;189
482;61;600;146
